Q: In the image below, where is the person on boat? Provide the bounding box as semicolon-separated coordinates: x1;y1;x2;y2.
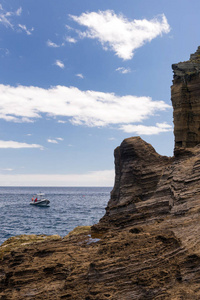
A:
32;197;34;201
35;197;37;202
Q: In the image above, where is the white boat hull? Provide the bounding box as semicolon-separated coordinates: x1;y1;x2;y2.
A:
30;199;50;206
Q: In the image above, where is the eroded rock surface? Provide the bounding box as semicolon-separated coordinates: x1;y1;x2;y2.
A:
2;137;200;299
92;137;171;232
172;46;200;150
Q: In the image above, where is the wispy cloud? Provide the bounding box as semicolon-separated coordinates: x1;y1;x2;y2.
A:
70;10;170;60
18;24;34;35
0;170;114;186
47;39;60;48
0;140;43;149
0;5;33;36
47;137;64;143
47;139;58;144
47;36;77;48
0;84;170;132
65;36;77;43
58;120;67;124
76;73;84;79
65;24;73;31
120;122;173;135
16;7;22;16
54;60;65;69
0;6;21;28
0;6;17;28
1;168;14;171
116;67;131;74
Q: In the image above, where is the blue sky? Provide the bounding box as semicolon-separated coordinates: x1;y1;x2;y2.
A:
0;0;199;186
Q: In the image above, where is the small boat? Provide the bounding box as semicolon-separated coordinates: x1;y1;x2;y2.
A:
30;193;50;207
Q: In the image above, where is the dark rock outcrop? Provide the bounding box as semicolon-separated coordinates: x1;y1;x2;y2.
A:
2;48;200;299
172;46;200;150
92;137;171;232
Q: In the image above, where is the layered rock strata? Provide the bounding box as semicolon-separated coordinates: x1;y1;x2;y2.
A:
2;138;200;300
172;46;200;150
92;137;171;232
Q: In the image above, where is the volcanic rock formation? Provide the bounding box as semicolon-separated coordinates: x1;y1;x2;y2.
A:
2;48;200;299
172;46;200;150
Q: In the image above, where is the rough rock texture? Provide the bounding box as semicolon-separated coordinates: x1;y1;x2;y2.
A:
92;137;171;232
172;46;200;150
2;139;200;299
2;48;200;299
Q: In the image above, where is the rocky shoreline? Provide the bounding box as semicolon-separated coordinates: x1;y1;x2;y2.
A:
2;48;200;299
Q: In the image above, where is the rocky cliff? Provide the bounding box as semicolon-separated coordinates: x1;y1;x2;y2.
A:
172;46;200;150
2;48;200;300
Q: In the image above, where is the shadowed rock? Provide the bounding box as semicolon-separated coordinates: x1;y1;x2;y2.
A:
172;46;200;151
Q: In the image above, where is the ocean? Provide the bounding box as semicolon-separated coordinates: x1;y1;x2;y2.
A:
0;186;111;245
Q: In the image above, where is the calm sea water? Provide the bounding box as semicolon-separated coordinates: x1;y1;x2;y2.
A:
0;187;111;245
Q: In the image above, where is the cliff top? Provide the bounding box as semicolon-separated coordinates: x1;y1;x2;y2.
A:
172;46;200;81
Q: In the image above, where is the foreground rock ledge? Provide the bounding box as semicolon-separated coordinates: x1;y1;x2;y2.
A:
2;137;200;299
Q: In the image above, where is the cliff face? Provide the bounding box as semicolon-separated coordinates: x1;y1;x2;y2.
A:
171;46;200;150
92;137;172;232
92;135;200;242
2;48;200;300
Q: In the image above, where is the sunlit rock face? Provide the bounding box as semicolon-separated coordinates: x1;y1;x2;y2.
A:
171;46;200;151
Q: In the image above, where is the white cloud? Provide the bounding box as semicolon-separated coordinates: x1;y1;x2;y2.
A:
65;36;77;43
0;5;33;36
47;137;64;143
76;73;84;79
0;169;114;186
0;114;33;123
0;84;170;129
16;7;22;16
0;6;23;29
65;24;73;31
58;120;67;124
18;24;34;35
47;139;58;144
116;67;131;74
0;140;43;149
120;122;173;135
47;39;60;48
70;10;170;60
54;60;65;69
1;168;13;171
0;10;14;28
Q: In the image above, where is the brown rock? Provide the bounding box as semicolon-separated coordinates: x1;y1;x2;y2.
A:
171;46;200;150
92;137;171;232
